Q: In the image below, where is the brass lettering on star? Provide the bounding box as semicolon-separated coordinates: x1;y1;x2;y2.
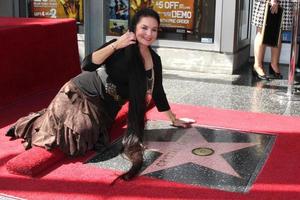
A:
192;147;214;156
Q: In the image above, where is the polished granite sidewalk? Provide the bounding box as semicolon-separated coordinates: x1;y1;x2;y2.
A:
162;64;300;116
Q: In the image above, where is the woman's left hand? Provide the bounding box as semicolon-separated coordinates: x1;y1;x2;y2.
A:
172;118;196;128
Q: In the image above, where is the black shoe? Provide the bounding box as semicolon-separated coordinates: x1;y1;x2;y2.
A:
270;73;283;79
269;64;283;79
5;125;16;138
252;67;269;80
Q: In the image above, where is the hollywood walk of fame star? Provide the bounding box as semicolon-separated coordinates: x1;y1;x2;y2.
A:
141;128;260;178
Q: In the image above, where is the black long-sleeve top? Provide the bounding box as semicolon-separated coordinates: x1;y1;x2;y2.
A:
72;39;170;112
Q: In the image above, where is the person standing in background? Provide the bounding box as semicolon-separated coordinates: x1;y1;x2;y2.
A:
251;0;293;80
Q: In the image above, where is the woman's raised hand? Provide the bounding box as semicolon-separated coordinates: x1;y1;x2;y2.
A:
114;30;136;50
91;31;136;65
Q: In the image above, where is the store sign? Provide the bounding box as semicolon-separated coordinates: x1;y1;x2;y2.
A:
29;0;83;23
153;0;194;30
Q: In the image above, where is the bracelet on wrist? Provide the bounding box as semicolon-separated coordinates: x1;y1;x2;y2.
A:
110;43;117;51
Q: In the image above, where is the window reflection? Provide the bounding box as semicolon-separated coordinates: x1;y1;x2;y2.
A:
196;0;215;43
107;0;216;43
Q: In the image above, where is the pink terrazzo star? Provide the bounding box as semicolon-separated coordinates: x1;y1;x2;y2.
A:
141;128;259;178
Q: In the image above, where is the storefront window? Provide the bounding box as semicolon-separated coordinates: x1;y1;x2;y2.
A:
27;0;84;24
107;0;216;43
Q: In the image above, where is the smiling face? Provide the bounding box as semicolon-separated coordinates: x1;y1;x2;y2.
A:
135;16;159;47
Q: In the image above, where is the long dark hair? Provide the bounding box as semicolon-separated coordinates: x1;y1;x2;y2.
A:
117;8;160;181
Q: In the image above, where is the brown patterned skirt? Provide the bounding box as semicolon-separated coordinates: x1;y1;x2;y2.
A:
14;80;114;156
